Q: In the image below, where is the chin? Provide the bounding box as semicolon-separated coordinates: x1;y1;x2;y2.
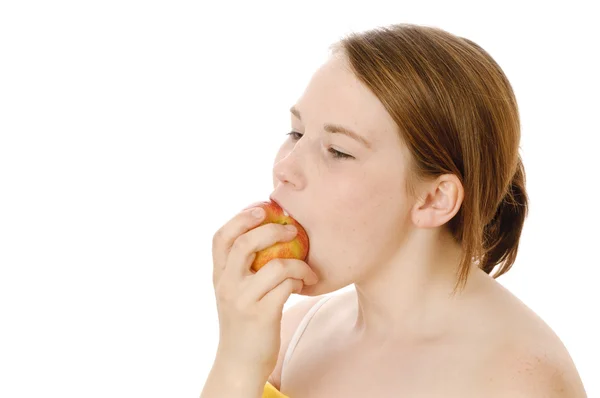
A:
301;249;348;296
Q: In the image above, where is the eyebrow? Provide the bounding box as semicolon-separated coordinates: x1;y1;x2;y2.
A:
290;106;372;149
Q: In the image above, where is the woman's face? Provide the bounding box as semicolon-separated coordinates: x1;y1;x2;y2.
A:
271;54;416;295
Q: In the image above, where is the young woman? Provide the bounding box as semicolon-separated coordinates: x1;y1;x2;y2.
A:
202;23;587;397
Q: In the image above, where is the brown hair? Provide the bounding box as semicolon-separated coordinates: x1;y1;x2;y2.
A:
330;23;528;292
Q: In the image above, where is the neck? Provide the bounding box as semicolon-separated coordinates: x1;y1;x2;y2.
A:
351;226;488;343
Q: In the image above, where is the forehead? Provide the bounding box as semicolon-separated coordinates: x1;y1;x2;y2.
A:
293;55;399;146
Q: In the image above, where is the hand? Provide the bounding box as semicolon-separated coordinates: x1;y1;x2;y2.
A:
211;206;319;380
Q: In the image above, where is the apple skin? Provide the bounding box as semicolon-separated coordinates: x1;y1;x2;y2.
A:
242;200;309;272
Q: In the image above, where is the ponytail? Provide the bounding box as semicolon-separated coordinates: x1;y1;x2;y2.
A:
480;157;529;277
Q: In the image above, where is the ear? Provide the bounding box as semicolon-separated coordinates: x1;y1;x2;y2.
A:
411;174;464;228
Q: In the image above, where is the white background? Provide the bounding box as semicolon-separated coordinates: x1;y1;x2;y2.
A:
1;1;598;397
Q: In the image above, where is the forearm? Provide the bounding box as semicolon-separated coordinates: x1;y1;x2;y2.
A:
200;357;266;398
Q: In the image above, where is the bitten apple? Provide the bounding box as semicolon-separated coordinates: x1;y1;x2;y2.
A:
242;199;309;272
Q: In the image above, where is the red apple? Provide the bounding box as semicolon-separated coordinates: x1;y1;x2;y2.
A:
242;199;309;272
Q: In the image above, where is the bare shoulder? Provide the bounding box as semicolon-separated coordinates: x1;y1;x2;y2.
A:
267;295;327;390
480;281;588;397
487;341;588;397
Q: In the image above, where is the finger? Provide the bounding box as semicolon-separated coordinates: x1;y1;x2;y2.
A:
212;207;266;286
226;222;299;277
259;277;304;317
238;258;319;303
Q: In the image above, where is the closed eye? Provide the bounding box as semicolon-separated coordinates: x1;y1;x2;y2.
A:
286;131;354;160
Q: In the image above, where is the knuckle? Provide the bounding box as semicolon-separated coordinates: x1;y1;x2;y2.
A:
214;283;229;301
270;259;287;276
215;279;235;303
215;289;227;304
212;228;225;247
231;234;249;252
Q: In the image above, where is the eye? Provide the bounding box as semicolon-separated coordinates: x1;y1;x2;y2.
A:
286;131;303;141
285;131;354;160
328;148;353;159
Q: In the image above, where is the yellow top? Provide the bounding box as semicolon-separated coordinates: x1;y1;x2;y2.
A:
263;381;289;398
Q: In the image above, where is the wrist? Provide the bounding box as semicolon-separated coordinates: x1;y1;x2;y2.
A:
201;356;266;398
215;345;273;380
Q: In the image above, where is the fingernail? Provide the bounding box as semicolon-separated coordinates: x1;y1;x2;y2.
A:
252;208;264;218
284;225;297;233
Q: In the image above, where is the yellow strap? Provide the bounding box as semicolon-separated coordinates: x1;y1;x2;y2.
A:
263;381;289;398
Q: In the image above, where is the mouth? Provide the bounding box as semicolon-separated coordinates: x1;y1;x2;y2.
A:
269;196;291;218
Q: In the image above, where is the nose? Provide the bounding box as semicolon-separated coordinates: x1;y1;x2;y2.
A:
272;145;307;191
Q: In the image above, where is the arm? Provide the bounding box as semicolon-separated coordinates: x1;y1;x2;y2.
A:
200;356;266;398
200;295;323;398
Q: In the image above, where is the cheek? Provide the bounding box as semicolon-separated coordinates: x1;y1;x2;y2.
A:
334;171;399;221
304;170;409;285
325;172;408;252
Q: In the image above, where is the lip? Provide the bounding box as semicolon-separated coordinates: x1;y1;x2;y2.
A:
269;195;292;218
